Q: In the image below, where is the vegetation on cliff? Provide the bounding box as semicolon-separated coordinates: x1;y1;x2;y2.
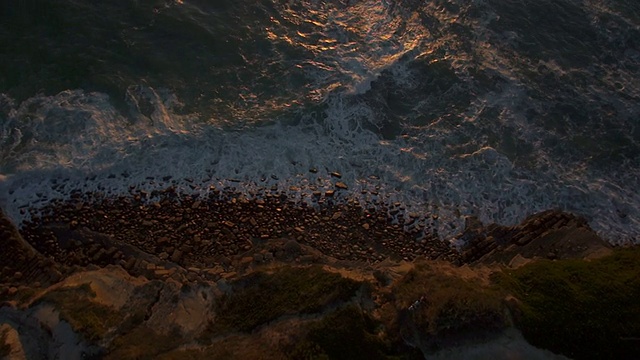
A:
390;261;507;351
289;304;421;360
3;203;640;359
204;266;362;336
34;284;123;341
498;247;640;359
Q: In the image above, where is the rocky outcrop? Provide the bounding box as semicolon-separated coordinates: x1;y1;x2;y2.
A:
0;210;65;288
458;210;612;265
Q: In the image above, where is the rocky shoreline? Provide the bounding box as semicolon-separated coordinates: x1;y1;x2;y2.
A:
0;189;638;360
15;188;459;280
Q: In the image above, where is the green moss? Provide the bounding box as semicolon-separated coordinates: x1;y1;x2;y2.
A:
156;336;285;360
289;305;421;360
497;247;640;359
205;266;361;335
392;263;506;343
105;326;182;360
33;284;121;341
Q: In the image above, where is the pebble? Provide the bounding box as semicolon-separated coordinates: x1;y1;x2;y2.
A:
335;182;348;190
171;250;183;263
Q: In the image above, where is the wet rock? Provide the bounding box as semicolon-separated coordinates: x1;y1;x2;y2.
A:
335;182;348;190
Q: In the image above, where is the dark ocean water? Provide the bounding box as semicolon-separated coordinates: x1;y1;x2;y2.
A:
1;0;639;244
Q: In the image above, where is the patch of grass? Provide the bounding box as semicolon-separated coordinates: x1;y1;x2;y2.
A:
288;305;421;360
497;247;640;359
156;335;285;360
391;262;506;349
0;328;10;358
205;266;361;335
105;326;182;360
33;284;121;341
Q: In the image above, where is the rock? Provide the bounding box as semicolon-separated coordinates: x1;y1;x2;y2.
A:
335;182;348;190
124;258;136;270
155;269;171;277
223;221;236;228
220;257;232;266
284;240;302;255
171;250;183;263
362;223;370;230
330;172;342;178
508;254;532;268
92;249;106;262
331;212;342;220
7;287;18;296
325;190;335;197
253;253;264;263
222;272;237;279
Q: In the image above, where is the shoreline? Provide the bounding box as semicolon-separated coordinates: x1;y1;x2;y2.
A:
1;184;618;287
17;187;459;270
1;189;638;359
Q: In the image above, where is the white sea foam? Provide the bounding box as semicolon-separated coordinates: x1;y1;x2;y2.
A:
0;87;638;245
1;0;638;245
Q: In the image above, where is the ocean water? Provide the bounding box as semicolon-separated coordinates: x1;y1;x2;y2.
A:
1;0;639;244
